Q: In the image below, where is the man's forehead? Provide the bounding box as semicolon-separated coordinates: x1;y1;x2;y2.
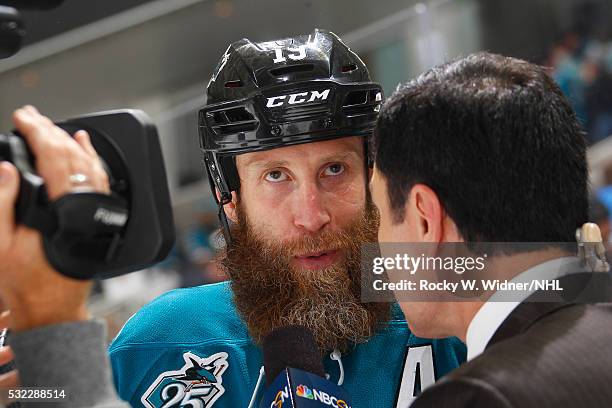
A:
237;136;364;167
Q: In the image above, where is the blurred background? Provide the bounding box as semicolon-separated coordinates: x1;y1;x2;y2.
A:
1;0;611;338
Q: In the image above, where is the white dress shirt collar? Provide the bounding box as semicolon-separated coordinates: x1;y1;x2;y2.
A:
465;256;583;361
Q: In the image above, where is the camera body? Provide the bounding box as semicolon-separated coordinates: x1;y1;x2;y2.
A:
0;110;175;279
0;2;175;279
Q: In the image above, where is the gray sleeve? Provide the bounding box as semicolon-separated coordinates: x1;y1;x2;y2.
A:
10;319;130;408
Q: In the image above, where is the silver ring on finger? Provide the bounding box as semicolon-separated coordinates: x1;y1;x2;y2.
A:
69;173;90;185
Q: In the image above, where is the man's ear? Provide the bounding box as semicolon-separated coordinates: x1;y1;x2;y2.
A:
407;184;444;243
216;189;239;223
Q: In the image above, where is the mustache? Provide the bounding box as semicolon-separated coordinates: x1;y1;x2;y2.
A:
265;230;354;261
232;209;361;265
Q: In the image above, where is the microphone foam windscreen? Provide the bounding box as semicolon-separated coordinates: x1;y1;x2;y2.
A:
262;325;325;385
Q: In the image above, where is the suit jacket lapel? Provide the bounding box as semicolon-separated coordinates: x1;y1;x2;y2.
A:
487;272;612;348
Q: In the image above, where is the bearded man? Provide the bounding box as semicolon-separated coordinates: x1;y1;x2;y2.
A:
109;29;465;408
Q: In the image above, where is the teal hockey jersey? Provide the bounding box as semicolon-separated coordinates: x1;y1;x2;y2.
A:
109;281;466;407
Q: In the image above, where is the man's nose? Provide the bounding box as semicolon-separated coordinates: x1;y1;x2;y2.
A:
292;182;331;233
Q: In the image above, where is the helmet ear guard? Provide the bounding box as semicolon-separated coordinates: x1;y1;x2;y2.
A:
204;152;239;203
204;152;239;246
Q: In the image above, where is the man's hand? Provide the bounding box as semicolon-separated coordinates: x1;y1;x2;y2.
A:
0;105;110;332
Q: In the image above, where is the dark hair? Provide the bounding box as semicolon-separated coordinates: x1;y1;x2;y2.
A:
373;52;588;243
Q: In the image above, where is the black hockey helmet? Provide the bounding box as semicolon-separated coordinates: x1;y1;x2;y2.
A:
198;28;383;243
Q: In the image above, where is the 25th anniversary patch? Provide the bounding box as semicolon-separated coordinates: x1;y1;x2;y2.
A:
141;352;229;408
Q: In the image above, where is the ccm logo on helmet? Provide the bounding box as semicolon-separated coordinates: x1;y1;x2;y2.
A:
266;89;330;108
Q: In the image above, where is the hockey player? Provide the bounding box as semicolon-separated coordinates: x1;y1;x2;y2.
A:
109;29;465;408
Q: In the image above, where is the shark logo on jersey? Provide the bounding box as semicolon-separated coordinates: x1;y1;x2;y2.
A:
141;352;229;408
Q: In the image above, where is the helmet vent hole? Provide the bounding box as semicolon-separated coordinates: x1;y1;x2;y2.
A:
224;80;243;88
342;88;383;117
341;64;358;73
225;107;254;122
269;64;314;77
344;91;368;106
205;107;258;135
211;111;229;124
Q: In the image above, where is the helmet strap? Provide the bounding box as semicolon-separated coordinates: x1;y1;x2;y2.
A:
218;203;233;247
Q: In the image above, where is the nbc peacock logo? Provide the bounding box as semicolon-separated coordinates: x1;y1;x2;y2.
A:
296;385;314;399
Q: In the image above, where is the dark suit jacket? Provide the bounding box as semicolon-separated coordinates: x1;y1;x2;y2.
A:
411;272;612;408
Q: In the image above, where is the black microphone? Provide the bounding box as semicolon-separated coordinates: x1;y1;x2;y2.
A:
263;325;325;386
259;326;353;408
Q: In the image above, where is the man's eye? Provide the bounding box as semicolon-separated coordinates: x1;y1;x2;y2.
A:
322;163;345;177
264;170;288;182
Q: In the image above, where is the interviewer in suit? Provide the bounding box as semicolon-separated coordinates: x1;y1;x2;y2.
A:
370;52;612;407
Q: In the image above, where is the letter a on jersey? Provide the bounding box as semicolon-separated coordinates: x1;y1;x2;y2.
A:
395;345;435;407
